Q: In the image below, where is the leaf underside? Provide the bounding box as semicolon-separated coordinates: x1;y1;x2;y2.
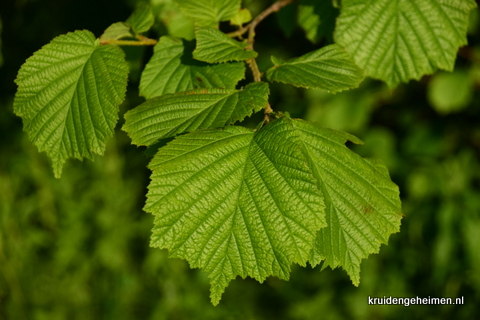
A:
266;44;364;93
335;0;477;87
193;27;258;63
13;30;129;177
139;36;245;99
123;82;269;146
146;116;402;304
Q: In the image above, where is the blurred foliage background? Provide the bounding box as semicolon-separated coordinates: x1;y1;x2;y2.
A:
1;0;479;319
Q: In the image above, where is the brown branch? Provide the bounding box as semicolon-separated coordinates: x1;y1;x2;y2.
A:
247;0;294;46
233;0;294;119
227;0;295;40
99;35;157;46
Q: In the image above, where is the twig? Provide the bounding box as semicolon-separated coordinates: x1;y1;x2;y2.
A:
227;0;295;40
238;0;294;119
247;0;294;46
100;35;157;46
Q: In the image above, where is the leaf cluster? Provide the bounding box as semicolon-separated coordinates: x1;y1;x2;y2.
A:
12;0;476;305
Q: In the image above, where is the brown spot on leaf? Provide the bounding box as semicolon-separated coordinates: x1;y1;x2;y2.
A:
363;205;374;215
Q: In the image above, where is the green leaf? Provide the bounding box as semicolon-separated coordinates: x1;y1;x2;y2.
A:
428;70;473;114
13;30;129;178
100;22;134;41
146;120;326;305
335;0;478;87
266;44;364;93
298;0;339;44
174;0;240;26
126;4;155;34
193;27;257;63
155;0;195;40
139;36;245;99
123;82;269;146
285;118;403;285
230;8;252;26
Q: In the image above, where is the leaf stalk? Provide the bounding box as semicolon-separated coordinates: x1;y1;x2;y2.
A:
100;35;157;46
233;0;295;120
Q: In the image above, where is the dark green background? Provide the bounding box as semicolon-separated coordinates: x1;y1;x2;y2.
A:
1;0;479;319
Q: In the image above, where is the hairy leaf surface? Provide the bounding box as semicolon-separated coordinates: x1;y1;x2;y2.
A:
335;0;477;87
140;36;245;99
174;0;240;26
123;82;269;146
193;27;257;63
284;118;403;284
13;30;128;178
146;120;326;304
266;44;364;93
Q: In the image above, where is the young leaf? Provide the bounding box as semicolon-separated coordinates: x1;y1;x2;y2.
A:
123;82;269;146
335;0;478;87
146;121;326;305
126;4;155;34
193;27;257;63
100;22;134;41
284;118;403;285
174;0;240;27
139;36;245;99
266;44;364;93
13;30;129;177
230;8;252;26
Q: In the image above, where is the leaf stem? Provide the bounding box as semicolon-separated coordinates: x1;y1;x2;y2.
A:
237;0;294;120
100;35;157;46
227;0;295;39
247;0;294;45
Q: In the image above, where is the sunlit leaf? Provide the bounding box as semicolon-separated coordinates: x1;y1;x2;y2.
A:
123;82;269;146
285;118;403;284
230;8;252;26
266;44;364;93
13;30;129;177
100;22;134;41
146;120;326;304
153;0;196;40
335;0;477;87
140;36;245;99
193;27;257;63
126;4;155;34
174;0;240;27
